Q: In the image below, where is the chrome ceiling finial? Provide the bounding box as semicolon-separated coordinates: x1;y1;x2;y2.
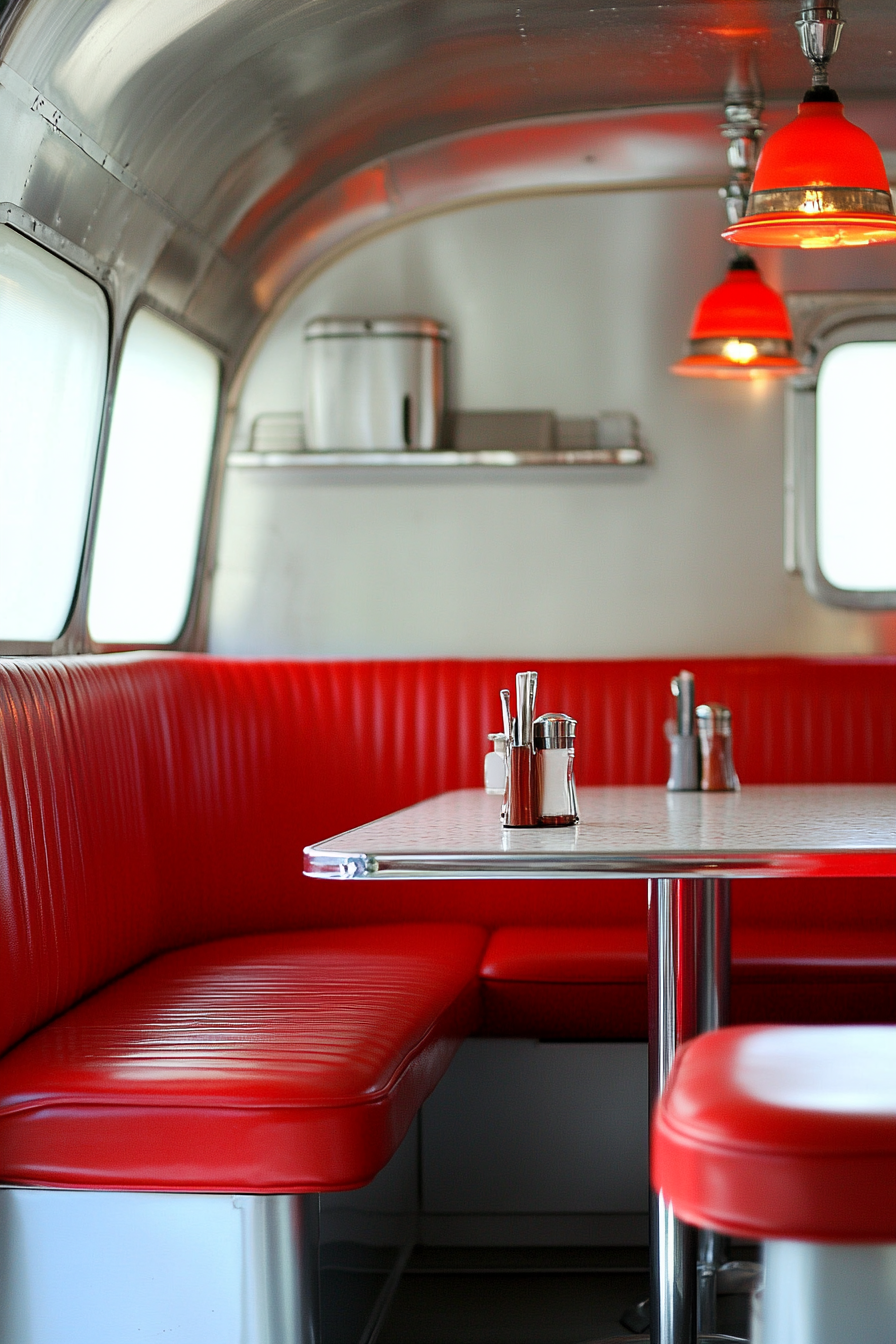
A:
720;51;764;227
795;4;845;89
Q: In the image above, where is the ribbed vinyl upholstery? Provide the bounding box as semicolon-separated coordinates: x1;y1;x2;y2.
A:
0;659;162;1056
0;926;486;1191
1;653;895;1059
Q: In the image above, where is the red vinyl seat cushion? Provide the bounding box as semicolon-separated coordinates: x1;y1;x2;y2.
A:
481;926;646;983
0;924;487;1193
652;1024;896;1242
478;926;896;1038
479;926;648;1038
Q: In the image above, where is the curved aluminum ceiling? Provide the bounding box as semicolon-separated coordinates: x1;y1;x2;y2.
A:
2;0;896;357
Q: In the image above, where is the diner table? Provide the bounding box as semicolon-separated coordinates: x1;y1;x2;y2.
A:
304;784;896;1344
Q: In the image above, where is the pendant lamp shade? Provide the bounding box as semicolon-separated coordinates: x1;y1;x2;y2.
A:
670;255;802;379
724;91;896;248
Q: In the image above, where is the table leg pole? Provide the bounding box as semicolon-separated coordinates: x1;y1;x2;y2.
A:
695;879;732;1335
648;878;699;1344
698;878;730;1035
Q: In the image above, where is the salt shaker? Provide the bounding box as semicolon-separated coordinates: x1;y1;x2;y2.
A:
534;713;579;825
696;703;740;791
484;733;508;795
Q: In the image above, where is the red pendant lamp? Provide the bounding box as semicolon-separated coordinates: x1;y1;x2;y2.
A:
671;254;802;379
672;67;802;379
724;5;896;249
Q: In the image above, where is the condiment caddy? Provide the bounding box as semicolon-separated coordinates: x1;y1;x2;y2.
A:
666;669;739;792
484;666;738;822
484;671;579;827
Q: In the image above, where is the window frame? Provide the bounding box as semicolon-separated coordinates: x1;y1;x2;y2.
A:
786;293;896;611
84;297;226;654
0;205;229;656
0;205;114;656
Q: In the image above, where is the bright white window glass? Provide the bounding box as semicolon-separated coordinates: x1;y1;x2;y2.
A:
816;341;896;592
88;309;220;644
0;226;108;641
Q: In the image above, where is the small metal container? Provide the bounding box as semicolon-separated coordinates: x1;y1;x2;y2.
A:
696;703;740;792
304;316;448;451
534;713;579;825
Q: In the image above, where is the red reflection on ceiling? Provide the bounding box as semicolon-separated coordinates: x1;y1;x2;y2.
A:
252;164;391;310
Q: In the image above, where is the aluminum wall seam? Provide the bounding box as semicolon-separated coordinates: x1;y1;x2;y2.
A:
1;61;180;228
0;59;242;299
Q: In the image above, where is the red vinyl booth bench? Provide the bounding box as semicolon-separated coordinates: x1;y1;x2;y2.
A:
1;653;895;1342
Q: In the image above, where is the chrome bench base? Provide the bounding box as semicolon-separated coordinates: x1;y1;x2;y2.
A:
0;1187;320;1344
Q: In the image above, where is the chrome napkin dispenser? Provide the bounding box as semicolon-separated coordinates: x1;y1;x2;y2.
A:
666;670;739;792
666;670;700;791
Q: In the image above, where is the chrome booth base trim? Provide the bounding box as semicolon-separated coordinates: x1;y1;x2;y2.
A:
0;1187;320;1344
592;1336;745;1342
593;1335;746;1342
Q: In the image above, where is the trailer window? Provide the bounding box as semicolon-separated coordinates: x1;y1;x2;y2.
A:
0;226;108;641
88;309;220;645
816;342;896;593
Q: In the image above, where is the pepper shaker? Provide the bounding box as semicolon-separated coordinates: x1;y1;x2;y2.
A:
696;703;740;791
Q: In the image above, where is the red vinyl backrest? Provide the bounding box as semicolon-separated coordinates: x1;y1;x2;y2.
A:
0;660;162;1054
1;652;895;1054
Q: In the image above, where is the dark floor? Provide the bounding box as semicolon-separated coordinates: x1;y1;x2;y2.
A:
376;1245;756;1344
377;1246;651;1344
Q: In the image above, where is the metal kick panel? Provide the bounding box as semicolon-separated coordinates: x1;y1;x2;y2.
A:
0;1186;320;1344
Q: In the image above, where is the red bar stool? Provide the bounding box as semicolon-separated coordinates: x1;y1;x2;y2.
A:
652;1025;896;1344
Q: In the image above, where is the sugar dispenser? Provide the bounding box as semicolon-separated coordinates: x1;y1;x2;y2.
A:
534;713;578;825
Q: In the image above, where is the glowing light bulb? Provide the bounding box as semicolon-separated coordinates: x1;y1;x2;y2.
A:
722;339;759;365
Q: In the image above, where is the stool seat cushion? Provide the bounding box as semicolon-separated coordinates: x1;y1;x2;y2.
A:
652;1025;896;1242
0;924;487;1194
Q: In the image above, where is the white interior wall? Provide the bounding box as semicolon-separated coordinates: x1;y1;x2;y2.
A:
209;188;896;658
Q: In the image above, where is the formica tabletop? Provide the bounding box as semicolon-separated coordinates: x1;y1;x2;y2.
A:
303;785;896;880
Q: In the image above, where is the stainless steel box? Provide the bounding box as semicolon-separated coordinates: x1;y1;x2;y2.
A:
304;317;448;451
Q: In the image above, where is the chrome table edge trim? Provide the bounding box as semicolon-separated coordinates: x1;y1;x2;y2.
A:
303;847;896;879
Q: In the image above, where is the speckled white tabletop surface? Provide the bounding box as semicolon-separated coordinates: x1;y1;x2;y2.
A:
304;785;896;879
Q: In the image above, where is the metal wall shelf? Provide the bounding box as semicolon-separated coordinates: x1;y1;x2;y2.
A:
227;447;652;470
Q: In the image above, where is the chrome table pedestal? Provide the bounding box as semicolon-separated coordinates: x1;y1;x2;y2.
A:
649;879;730;1344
